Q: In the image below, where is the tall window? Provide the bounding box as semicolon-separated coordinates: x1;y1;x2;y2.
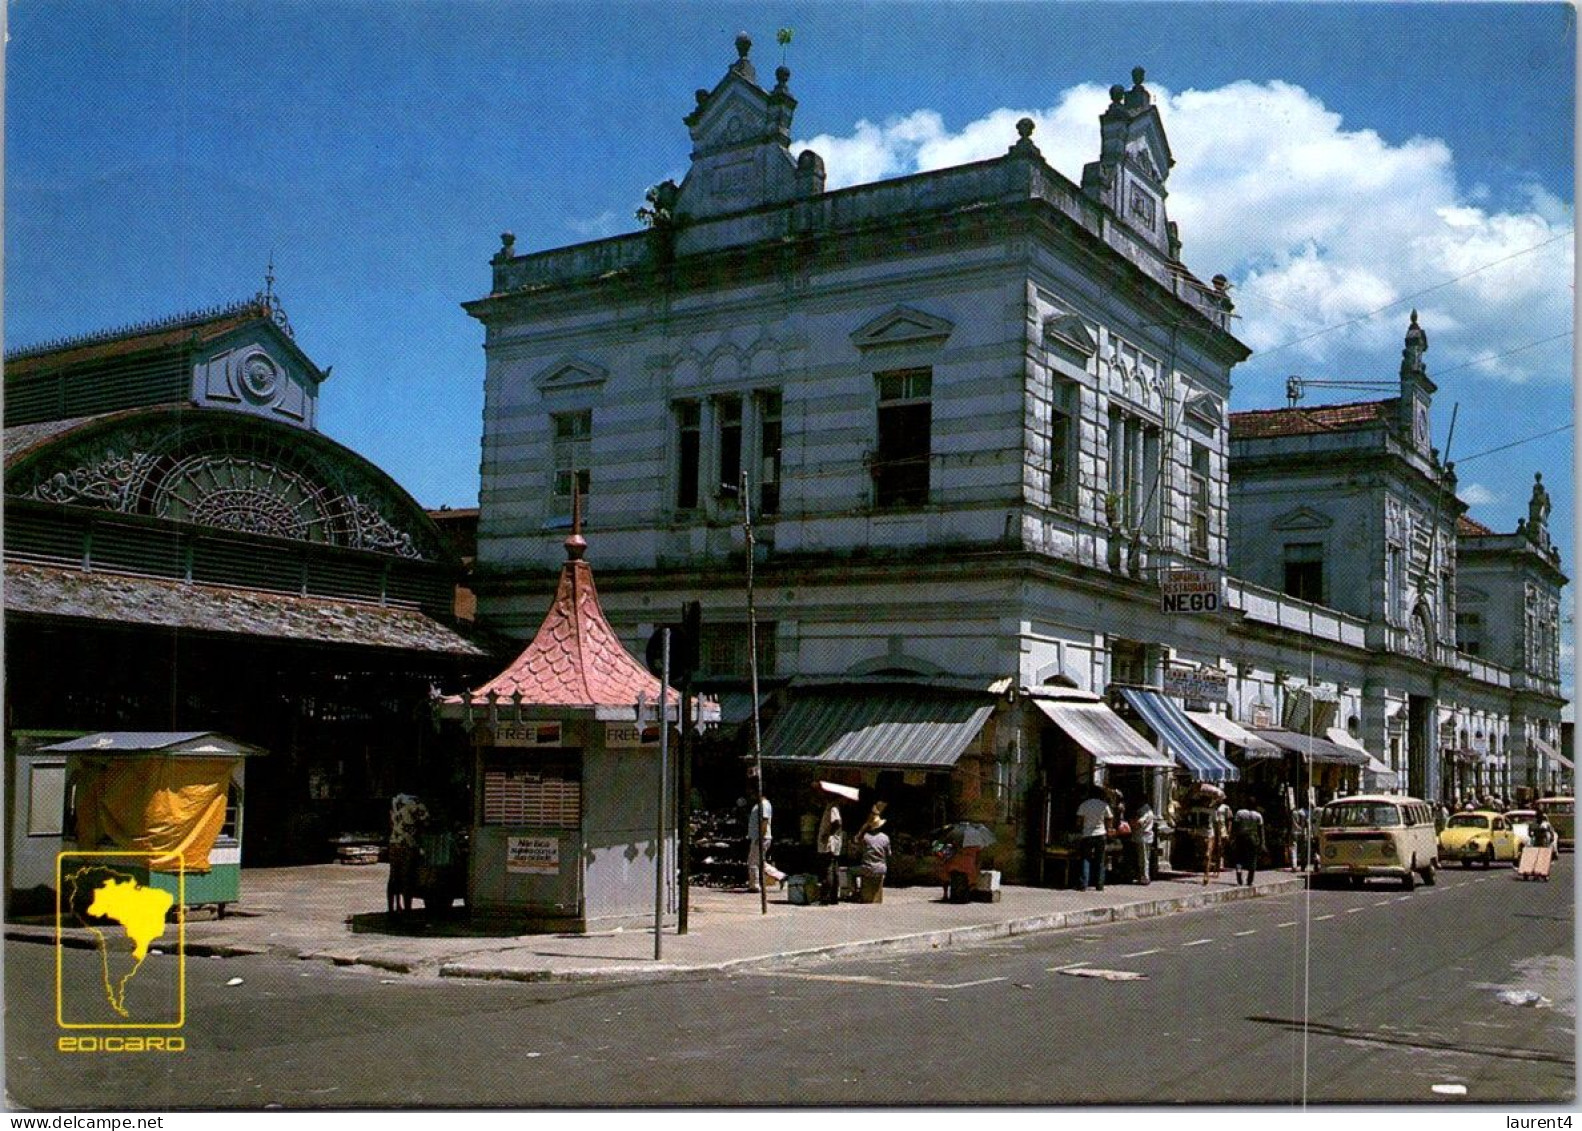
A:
1189;443;1210;558
758;390;782;516
1048;382;1076;512
1283;542;1324;603
873;369;931;508
698;621;777;678
1106;408;1160;530
551;410;591;517
1456;612;1482;657
675;402;701;510
716;396;743;497
1110;638;1149;686
1386;544;1404;625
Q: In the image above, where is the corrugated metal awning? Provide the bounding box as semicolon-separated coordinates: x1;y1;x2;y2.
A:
1033;699;1174;769
759;691;994;769
1120;688;1239;783
1185;710;1282;758
39;731;267;758
1247;727;1369;766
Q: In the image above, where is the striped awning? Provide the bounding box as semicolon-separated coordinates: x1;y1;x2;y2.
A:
1247;727;1370;766
1185;710;1282;759
758;690;994;769
1032;699;1174;770
1120;688;1239;783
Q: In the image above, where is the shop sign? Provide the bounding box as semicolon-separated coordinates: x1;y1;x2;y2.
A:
492;721;564;748
605;722;661;749
1161;569;1223;613
1163;665;1228;703
506;835;560;875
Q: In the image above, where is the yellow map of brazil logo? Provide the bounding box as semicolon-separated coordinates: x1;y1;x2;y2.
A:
57;852;185;1030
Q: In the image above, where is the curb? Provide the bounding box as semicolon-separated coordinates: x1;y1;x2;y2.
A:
9;877;1306;982
437;876;1306;984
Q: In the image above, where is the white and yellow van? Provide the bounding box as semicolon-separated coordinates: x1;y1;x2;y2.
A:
1535;796;1574;853
1315;794;1439;890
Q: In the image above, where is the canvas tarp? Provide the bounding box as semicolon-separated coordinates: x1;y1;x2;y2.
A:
74;756;234;873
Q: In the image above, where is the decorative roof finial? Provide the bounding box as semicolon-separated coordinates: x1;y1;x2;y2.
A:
1132;66;1147;88
264;251;276;307
565;483;587;561
735;31;752;60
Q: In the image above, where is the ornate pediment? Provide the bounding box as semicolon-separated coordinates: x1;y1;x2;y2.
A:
1042;313;1097;360
533;357;609;392
1271;505;1334;532
850;306;954;351
1184;390;1224;426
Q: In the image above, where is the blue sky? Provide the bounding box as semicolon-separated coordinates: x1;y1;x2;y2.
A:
6;2;1575;688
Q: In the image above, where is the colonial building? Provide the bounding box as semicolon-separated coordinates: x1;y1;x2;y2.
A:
4;291;490;891
1227;315;1569;802
463;36;1567;878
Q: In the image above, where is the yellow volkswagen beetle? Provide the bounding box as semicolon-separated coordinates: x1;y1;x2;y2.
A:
1437;810;1521;868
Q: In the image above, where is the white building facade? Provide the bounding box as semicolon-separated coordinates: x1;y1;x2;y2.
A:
465;38;1567;874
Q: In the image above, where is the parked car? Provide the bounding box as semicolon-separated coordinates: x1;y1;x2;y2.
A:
1437;810;1521;868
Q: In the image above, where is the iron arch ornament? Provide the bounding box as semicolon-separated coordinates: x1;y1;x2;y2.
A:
17;414;432;560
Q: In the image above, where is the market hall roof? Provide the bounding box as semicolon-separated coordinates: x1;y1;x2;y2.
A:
447;509;681;712
5;561;487;657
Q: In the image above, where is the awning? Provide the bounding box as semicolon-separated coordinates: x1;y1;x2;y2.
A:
1362;756;1400;788
1032;699;1174;770
1533;738;1574;772
1247;727;1369;766
758;690;994;769
1185;710;1282;759
1120;688;1239;783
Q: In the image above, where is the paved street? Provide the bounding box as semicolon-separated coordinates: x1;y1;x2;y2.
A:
6;864;1572;1108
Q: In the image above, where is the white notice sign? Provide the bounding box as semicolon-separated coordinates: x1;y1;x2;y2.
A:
506;836;560;875
1161;569;1223;613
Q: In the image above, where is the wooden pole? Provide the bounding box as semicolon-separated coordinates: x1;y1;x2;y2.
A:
742;470;767;915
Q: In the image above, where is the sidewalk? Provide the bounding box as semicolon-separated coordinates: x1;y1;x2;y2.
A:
10;864;1304;984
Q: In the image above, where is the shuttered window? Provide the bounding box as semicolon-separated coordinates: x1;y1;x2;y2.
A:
482;756;581;827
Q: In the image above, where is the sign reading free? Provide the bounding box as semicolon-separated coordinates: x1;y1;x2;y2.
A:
1161;569;1223;613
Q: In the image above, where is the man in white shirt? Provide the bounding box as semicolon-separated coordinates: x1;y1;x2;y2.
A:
1131;801;1156;885
745;785;785;892
1074;787;1114;892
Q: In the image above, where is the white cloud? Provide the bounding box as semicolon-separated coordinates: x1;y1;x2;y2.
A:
567;210;624;239
796;79;1574;385
1459;483;1502;508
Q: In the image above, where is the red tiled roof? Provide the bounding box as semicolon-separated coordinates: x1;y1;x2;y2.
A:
1230;399;1396;439
5;302;274;380
1458;515;1498;537
460;532;674;709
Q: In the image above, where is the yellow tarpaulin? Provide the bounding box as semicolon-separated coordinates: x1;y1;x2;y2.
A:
74;756;234;874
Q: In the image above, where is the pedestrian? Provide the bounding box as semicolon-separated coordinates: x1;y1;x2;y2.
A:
854;814;890;901
1074;786;1113;892
1211;797;1232;880
1232;805;1265;886
388;789;429;916
1289;804;1309;871
1131;800;1156;885
1531;806;1555;849
745;775;786;892
815;785;844;905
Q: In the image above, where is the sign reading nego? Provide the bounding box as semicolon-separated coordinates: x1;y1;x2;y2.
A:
1161;569;1223;613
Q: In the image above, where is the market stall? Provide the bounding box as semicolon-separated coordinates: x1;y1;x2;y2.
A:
49;731;261;916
